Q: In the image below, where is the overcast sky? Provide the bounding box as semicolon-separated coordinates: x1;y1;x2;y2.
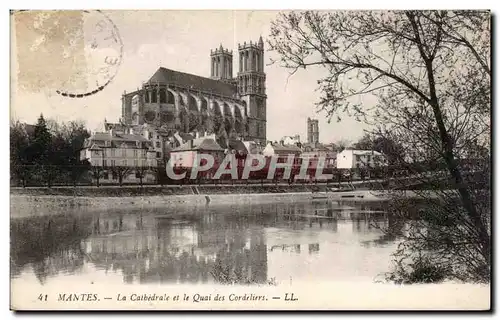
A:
11;10;369;143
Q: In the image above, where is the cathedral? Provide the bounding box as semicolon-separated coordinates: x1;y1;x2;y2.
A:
120;37;267;148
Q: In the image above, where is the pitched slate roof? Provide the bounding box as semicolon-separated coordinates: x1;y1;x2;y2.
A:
242;141;263;154
104;122;128;132
179;133;194;141
84;132;151;148
303;143;333;152
147;67;238;98
271;144;302;154
228;139;248;154
172;137;224;152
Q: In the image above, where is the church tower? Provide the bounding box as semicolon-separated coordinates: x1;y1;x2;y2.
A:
307;118;319;145
211;44;233;82
237;36;266;145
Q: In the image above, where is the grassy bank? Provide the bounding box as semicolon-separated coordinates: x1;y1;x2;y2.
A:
10;184;340;197
10;184;393;218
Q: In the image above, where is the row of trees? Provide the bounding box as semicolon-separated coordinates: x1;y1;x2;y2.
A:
10;114;171;188
10;115;91;187
268;10;491;283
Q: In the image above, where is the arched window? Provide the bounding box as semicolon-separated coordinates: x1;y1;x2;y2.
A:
167;91;175;104
145;90;150;103
151;89;157;103
159;88;166;103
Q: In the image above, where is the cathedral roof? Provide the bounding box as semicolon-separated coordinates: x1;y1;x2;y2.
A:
147;67;238;98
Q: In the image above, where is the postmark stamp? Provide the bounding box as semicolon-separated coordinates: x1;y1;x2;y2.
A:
13;10;123;98
57;10;123;98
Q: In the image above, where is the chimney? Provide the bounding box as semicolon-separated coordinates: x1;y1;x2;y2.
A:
189;139;194;149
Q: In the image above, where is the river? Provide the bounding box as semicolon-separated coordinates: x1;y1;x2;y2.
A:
11;200;403;286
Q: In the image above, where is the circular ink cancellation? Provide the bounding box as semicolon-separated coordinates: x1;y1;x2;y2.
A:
55;10;124;98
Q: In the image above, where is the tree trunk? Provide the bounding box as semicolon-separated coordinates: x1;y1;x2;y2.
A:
426;64;490;264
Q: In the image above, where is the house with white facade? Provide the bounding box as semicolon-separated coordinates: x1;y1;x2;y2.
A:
336;149;387;169
80;129;158;184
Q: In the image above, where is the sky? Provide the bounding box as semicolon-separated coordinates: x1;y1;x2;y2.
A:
10;10;369;144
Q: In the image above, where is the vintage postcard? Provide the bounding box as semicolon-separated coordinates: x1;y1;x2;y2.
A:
9;9;491;311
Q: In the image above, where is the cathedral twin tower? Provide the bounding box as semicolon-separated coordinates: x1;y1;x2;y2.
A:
122;36;267;146
209;36;267;143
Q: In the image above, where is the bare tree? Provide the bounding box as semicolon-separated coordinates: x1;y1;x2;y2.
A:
134;166;150;187
91;166;104;187
269;10;490;282
333;138;351;152
110;166;133;187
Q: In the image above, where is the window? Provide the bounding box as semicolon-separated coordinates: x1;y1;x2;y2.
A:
159;88;166;103
112;171;118;180
110;148;115;156
111;160;116;167
134;160;139;167
122;160;127;166
133;149;138;157
148;132;153;139
103;172;109;179
103;160;107;167
122;149;126;157
155;142;160;148
167;91;175;104
156;135;160;139
151;89;157;103
156;152;161;158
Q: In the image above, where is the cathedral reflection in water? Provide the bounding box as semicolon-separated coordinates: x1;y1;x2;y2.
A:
11;201;397;285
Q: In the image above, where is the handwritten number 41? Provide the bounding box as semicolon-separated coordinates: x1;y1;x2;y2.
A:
38;294;48;302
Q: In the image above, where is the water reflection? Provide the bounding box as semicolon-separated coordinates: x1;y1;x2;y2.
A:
11;201;400;286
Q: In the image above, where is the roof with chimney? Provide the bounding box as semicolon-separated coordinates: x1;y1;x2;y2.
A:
263;143;302;156
84;132;151;149
171;137;224;152
303;142;333;152
104;122;128;132
147;67;238;98
228;139;248;154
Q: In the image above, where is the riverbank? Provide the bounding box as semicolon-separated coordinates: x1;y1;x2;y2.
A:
10;184;446;217
11;190;390;216
10;184;398;217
